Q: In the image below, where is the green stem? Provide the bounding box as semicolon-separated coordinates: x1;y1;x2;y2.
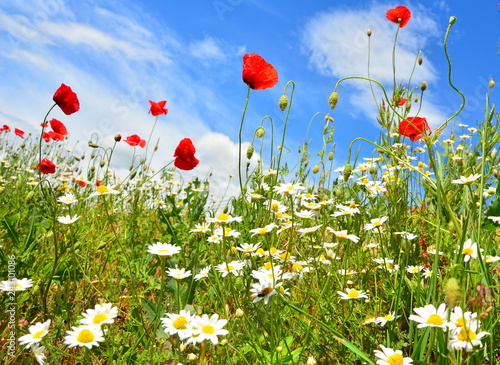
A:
238;86;252;195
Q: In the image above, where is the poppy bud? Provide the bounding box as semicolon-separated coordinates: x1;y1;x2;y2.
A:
246;145;254;159
130;171;137;180
100;160;106;168
255;127;265;138
88;142;99;148
493;169;498;178
405;101;411;112
114;134;122;142
414;96;419;103
449;16;457;25
489;78;495;88
420;81;427;92
334;188;342;198
324;114;334;123
343;164;352;181
369;165;378;176
328;151;334;161
90;165;95;172
80;154;85;160
278;95;288;111
312;165;320;174
74;156;81;161
367;28;372;37
20;143;25;149
418;56;423;65
328;91;339;110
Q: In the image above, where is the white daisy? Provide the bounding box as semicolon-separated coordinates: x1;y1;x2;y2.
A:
147;242;181;257
184;314;228;345
64;325;105;349
374;345;413;365
409;303;449;329
57;215;80;225
18;320;51;349
166;268;192;280
364;216;389;230
337;288;369;300
0;278;33;291
80;303;118;326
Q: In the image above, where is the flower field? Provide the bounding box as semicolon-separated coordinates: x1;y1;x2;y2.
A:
1;5;499;365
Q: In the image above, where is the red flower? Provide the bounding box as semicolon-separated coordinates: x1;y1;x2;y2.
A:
394;98;407;106
242;53;278;90
14;128;25;138
75;180;87;187
53;83;80;115
42;132;51;142
386;6;411;28
36;158;56;174
149;100;168;116
123;134;146;148
399;117;430;142
0;125;10;132
174;138;199;170
49;118;68;135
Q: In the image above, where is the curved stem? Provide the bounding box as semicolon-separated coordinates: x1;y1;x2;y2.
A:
238;86;252;195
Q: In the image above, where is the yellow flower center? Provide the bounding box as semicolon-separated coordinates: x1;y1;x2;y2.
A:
387;353;404;365
93;314;108;324
216;213;229;221
463;248;474;255
173;316;188;330
201;325;215;334
259;228;268;235
292;263;303;272
77;329;95;344
33;330;46;339
280;251;291;261
11;284;22;290
457;326;477;342
384;315;394;321
264;262;273;270
271;203;279;212
347;289;360;298
158;249;170;255
426;314;444;326
97;185;109;194
455;317;468;327
385;262;394;270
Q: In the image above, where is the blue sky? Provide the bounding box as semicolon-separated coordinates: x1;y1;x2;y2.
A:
0;0;498;198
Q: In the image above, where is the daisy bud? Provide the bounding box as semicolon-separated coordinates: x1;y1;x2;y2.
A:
343;164;352;181
247;145;254;160
328;151;334;161
312;165;320;174
256;127;265;138
449;16;457;25
367;28;372;37
489;78;495;88
220;339;228;345
187;353;197;361
235;308;245;317
444;277;460;308
420;81;427;92
276;346;283;353
328;91;339;110
306;357;317;365
278;95;288;111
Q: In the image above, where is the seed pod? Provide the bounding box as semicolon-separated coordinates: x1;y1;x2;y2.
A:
343;164;352;181
255;127;265;138
312;165;320;174
278;95;288;111
367;29;372;37
246;145;254;160
328;151;334;161
328;91;339;110
130;171;137;180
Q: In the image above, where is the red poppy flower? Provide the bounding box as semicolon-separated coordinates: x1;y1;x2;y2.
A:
173;138;199;170
394;98;407;106
14;128;25;138
49;118;68;135
0;125;10;132
242;53;278;90
398;117;430;142
75;180;87;187
42;132;51;142
149;100;168;116
36;158;56;174
386;6;411;28
53;83;80;115
123;134;146;148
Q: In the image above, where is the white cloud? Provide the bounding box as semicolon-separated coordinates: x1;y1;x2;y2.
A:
189;37;226;61
301;3;448;128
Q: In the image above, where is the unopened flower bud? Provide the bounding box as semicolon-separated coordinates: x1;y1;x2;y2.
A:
420;81;427;92
276;346;283;353
324;114;334;123
489;78;495;88
220;339;228;345
418;56;423;65
88;142;99;148
493;169;498;178
312;165;320;174
414;96;419;103
74;156;81;162
328;91;339;110
114;134;122;142
449;16;457;25
367;29;372;37
328;151;334;161
343;164;352;181
255;127;265;138
278;95;288;111
130;171;137;180
246;145;254;160
235;308;245;317
187;353;198;360
306;357;317;365
100;160;106;167
405;101;411;112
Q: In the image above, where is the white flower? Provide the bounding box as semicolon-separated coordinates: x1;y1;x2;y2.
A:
194;266;211;281
18;320;51;348
236;242;262;254
451;174;481;185
215;260;244;277
206;213;242;224
88;184;120;198
374;345;413;365
57;215;80;225
32;344;46;364
460;239;480;262
326;228;360;243
249;224;278;236
447;321;489;352
364;216;389;230
250;278;280;304
80;303;118;326
161;310;195;336
406;265;424;274
147;242;181;257
409;303;449;329
273;182;304;196
166;268;192;280
0;278;33;291
297;224;322;236
337;288;369;300
57;192;78;205
487;216;500;223
375;313;398;327
184;314;228;345
64;325;105;349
